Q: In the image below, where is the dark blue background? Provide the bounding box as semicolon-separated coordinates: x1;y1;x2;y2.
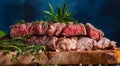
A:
0;0;120;46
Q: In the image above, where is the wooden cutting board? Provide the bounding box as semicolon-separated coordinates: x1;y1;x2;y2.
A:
0;48;120;65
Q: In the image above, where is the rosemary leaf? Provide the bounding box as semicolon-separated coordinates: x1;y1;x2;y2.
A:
48;3;54;15
44;11;53;17
57;5;62;19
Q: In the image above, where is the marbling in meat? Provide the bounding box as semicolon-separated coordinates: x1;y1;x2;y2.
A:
76;37;96;51
33;22;48;35
10;24;28;38
26;35;50;45
62;23;86;36
85;23;104;40
56;37;77;51
93;37;116;50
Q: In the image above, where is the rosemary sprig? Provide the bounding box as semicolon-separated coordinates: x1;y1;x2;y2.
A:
44;3;57;22
0;37;46;62
44;3;76;23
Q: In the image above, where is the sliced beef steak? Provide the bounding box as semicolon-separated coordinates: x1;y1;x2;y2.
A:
26;22;34;35
62;23;86;36
56;37;77;52
46;37;58;51
55;22;66;36
10;22;117;51
85;23;104;40
33;22;48;35
47;23;59;36
47;22;66;36
10;24;28;38
93;37;116;50
26;35;50;45
76;37;96;51
26;36;116;51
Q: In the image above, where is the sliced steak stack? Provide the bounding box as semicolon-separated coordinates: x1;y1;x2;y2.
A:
10;22;117;51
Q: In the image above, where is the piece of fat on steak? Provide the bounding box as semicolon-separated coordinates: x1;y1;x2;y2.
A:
47;23;60;36
46;37;58;51
76;37;96;51
93;37;116;50
10;24;28;38
85;23;104;40
56;37;77;52
62;23;86;36
55;22;66;36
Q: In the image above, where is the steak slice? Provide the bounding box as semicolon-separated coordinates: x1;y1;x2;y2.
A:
26;35;50;45
55;22;66;36
46;37;58;51
33;22;48;35
26;22;34;35
56;37;77;52
62;23;86;36
10;24;28;38
76;37;96;51
85;23;104;40
93;37;116;50
47;23;59;37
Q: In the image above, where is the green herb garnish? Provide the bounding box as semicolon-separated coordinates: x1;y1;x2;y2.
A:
16;20;25;24
0;38;46;62
11;54;18;62
0;31;6;37
44;3;75;23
